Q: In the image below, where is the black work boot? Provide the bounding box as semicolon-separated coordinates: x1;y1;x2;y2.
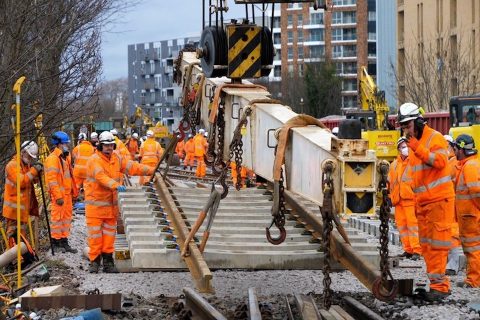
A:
102;253;119;273
89;255;102;273
61;238;78;253
51;238;66;253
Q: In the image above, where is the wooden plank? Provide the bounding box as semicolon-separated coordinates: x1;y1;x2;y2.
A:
154;174;214;293
21;294;122;311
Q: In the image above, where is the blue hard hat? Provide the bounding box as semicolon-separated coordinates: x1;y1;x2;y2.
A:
51;131;70;145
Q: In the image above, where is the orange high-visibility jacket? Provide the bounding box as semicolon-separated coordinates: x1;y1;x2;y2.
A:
408;125;454;205
193;134;207;157
139;138;163;166
455;157;480;219
184;139;195;154
2;156;39;222
115;137;131;159
72;141;95;179
175;140;185;156
84;152;153;219
388;155;415;207
448;154;458;182
45;148;78;201
126;139;139;156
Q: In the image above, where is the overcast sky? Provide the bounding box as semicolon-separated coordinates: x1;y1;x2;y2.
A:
101;0;249;81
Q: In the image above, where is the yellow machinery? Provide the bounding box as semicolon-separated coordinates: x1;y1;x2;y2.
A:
346;67;400;161
126;106;170;139
448;94;480;146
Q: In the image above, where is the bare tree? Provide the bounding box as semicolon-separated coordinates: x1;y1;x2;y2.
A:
393;29;480;112
97;78;128;120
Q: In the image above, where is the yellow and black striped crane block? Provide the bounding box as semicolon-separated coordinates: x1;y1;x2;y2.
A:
227;24;262;79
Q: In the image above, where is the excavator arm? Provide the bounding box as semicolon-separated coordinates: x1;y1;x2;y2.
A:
358;67;391;130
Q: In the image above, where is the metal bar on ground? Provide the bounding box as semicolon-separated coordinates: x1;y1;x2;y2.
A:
294;294;321;320
21;293;122;311
343;296;385;320
154;174;213;293
183;287;227;320
284;190;385;297
330;305;355;320
248;287;262;320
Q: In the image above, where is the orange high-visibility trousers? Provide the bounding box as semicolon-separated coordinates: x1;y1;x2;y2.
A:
184;153;195;167
50;195;73;240
416;198;454;293
195;156;206;177
86;216;117;261
5;218;28;248
395;205;422;255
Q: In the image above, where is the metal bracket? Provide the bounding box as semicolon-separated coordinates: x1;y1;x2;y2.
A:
267;128;277;148
231;102;243;120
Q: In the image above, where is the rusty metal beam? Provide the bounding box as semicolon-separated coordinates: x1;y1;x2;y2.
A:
284;190;387;298
154;174;214;293
21;293;122;311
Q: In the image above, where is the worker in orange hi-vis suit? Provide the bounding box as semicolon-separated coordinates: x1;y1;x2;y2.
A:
183;134;195;170
85;131;154;273
72;132;95;191
230;162;249;189
452;134;480;288
175;135;185;162
193;129;208;177
388;137;422;260
443;134;463;276
110;129;131;160
399;103;455;301
45;131;79;254
138;130;163;185
2;141;42;248
126;132;140;160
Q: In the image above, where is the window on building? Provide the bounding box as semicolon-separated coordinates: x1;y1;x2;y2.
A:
333;0;357;5
274;33;281;44
274;65;281;77
343;95;357;108
273;16;281;28
343;28;356;40
310;12;324;25
288;47;293;59
343;62;357;74
368;63;377;76
368;42;376;57
298;46;304;59
368;11;376;21
298;30;304;42
333;11;342;24
310;29;324;41
288;14;293;25
344;11;356;23
336;63;343;73
332;28;342;41
310;45;325;58
298;14;303;26
332;46;342;58
288;31;293;43
343;45;357;57
343;79;358;91
288;64;294;75
298;64;304;77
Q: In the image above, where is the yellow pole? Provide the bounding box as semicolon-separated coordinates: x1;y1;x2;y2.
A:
13;76;26;288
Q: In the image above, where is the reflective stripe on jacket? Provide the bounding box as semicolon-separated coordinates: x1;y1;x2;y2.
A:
72;141;95;179
44;148;77;201
409;125;454;205
388;155;415;207
84;152;153;219
2;157;39;222
139;138;163;166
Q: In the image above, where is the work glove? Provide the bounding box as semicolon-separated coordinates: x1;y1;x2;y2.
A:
32;162;43;173
56;198;64;206
405;134;420;151
117;185;127;192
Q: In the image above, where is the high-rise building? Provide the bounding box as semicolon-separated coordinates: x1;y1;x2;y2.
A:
127;37;200;131
397;0;480;108
278;0;377;110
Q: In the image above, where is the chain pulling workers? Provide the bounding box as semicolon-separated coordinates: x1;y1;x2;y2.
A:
452;134;480;288
399;103;455;301
388;137;422;260
85;131;155;273
138;130;163;185
2;141;42;250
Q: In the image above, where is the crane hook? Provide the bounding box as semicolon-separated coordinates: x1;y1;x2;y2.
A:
265;219;286;245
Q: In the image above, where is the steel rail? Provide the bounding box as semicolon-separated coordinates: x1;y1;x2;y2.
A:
154;173;214;293
248;287;262;320
183;287;227;319
294;294;322;320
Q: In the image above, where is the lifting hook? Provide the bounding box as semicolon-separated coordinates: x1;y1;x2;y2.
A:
265;219;286;245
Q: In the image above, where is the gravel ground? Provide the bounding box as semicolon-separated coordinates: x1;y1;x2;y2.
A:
16;196;480;319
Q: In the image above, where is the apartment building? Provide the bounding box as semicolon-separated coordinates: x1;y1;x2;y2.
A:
397;0;480;108
278;0;377;109
127;37;200;130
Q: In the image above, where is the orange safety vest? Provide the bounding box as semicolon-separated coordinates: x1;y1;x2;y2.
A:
175;140;185;157
184;139;195;154
44;148;78;201
193;134;207;157
72;141;95;179
408;125;455;205
388;155;415;207
2;156;39;222
139;138;163;166
85;152;152;219
126;139;139;156
115;137;131;160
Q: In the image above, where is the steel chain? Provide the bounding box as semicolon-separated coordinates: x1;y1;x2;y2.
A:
212;99;226;174
229;108;251;190
321;164;334;310
276;168;286;230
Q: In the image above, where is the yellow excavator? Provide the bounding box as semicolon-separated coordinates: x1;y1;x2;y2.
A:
127;106;169;139
346;67;399;161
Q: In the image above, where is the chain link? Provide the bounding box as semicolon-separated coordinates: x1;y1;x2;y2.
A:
212;100;226;174
321;163;334;309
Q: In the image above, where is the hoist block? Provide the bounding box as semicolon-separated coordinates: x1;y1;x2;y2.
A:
227;24;262;79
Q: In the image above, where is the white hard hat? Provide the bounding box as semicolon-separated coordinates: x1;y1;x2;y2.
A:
444;134;454;144
204;132;208;137
146;130;154;137
132;133;139;139
110;128;118;136
90;132;98;140
21;141;38;159
99;131;116;144
188;134;193;138
398;103;421;123
78;133;87;140
332;127;339;134
199;129;205;134
397;136;408;148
